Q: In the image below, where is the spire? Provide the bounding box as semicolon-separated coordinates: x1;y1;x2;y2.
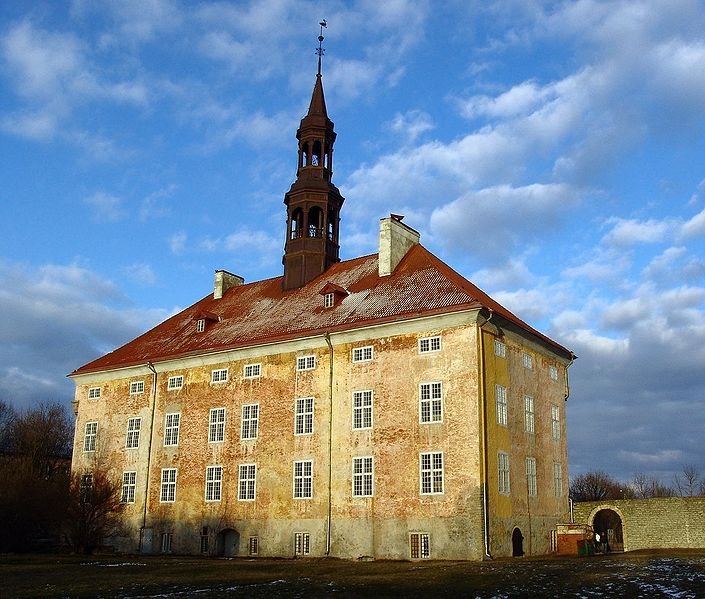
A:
316;19;326;77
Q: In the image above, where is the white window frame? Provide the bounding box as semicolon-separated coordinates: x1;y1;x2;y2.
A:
243;363;261;379
121;471;136;503
410;532;430;559
419;382;443;423
551;404;561;440
553;462;563;497
205;465;223;502
352;390;373;430
83;421;97;452
296;355;316;371
294;532;310;556
160;468;177;503
524;395;535;434
494;339;506;358
420;451;444;495
241;403;259;440
249;536;259;556
211;368;228;384
164;412;180;446
526;457;537;497
167;375;184;391
130;380;145;395
88;386;101;399
498;452;510;495
323;292;334;308
522;352;533;369
196;318;205;333
549;364;558;381
125;417;141;449
238;463;257;501
418;335;441;354
208;407;226;443
293;460;313;499
294;397;314;435
352;346;373;363
352;456;374;497
495;384;508;426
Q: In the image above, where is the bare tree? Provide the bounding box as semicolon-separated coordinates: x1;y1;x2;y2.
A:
570;470;627;501
630;472;673;498
673;464;705;497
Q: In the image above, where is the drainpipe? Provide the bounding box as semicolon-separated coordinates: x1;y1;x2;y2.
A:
324;333;334;556
140;361;158;552
478;309;494;559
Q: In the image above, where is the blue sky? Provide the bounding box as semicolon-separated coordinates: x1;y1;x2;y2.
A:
1;0;704;486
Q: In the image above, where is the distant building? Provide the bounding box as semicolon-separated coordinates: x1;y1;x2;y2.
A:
70;57;574;560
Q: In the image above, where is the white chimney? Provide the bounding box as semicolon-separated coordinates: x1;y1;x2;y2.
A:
214;270;244;299
378;214;420;277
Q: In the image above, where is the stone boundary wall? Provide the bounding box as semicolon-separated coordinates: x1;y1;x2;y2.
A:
573;497;705;552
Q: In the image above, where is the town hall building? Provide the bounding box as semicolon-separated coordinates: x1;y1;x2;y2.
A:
70;42;574;560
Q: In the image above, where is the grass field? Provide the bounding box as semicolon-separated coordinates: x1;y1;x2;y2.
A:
2;550;705;598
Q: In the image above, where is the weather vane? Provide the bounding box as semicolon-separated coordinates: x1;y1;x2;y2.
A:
316;19;327;76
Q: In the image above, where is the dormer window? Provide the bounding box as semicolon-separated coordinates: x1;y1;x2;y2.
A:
196;319;205;333
324;293;334;308
319;282;348;309
194;311;220;333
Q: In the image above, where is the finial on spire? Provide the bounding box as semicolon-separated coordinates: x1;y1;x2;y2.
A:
316;19;327;76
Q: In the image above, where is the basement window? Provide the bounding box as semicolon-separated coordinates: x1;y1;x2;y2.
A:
294;532;310;555
409;533;430;559
249;536;259;556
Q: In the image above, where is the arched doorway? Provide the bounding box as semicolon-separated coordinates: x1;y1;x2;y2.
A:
216;528;240;557
592;509;624;552
512;527;524;557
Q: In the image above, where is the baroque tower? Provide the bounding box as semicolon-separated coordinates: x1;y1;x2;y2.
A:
282;25;345;290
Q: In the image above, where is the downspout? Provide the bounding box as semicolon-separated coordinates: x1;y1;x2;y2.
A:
564;354;576;522
324;333;334;556
478;309;494;559
140;361;158;552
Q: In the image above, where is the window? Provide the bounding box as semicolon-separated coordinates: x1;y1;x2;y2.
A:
352;390;373;430
200;527;209;554
296;355;316;371
164;413;180;446
241;404;259;440
420;451;444;495
88;387;101;399
211;368;228;383
160;468;177;503
167;375;184;390
125;417;141;449
249;536;259;556
495;384;508;426
498;452;510;495
243;363;261;379
121;471;136;503
410;533;430;559
196;318;205;333
418;336;441;353
549;365;558;381
526;457;537;497
551;405;561;440
130;380;145;395
524;395;535;434
293;460;313;499
205;465;223;502
419;382;443;423
352;456;374;497
209;407;225;443
294;532;310;556
323;292;334;308
295;397;314;435
352;346;373;363
83;421;97;452
238;463;257;501
494;339;506;358
553;462;563;497
522;352;533;369
161;532;173;553
80;473;93;503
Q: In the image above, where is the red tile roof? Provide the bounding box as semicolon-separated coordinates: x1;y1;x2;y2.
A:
71;245;573;376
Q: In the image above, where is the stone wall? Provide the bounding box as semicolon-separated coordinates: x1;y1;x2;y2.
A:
573;497;705;552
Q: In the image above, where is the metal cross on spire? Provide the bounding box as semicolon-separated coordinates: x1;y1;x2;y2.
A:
316;19;327;76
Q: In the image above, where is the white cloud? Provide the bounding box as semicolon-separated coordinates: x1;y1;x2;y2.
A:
386;110;434;145
169;231;187;255
83;192;126;223
123;263;157;286
140;184;177;221
680;205;705;240
602;217;673;247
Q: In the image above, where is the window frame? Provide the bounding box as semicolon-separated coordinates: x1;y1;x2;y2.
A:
352;456;374;498
241;403;259;440
167;375;184;391
294;397;314;436
164;412;181;447
196;318;205;333
294;532;310;556
243;363;261;379
498;451;510;495
495;384;508;426
160;468;177;503
205;465;223;502
323;292;334;308
494;339;507;358
549;364;559;381
352;390;373;430
522;352;533;369
238;463;257;501
293;459;313;499
83;421;97;452
553;462;563;497
418;335;442;354
88;386;101;399
248;536;259;556
296;355;316;371
551;404;561;440
121;471;137;503
352;345;373;363
524;395;535;434
211;368;228;384
420;451;444;495
129;380;145;395
410;532;431;559
526;457;537;497
208;407;226;443
160;532;173;553
419;382;443;424
125;417;141;449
